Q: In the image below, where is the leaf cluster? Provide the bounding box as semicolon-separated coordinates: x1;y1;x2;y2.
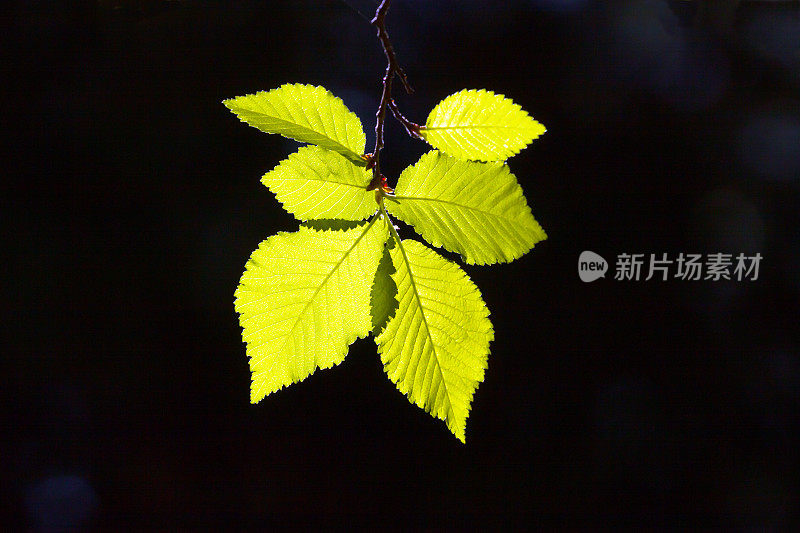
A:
226;83;546;442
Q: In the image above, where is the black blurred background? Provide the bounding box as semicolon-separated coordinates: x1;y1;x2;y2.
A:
3;0;800;529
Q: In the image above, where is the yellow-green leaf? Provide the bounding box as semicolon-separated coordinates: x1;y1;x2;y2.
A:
224;84;367;166
421;89;546;162
376;237;494;442
386;151;547;265
235;218;387;402
263;146;376;221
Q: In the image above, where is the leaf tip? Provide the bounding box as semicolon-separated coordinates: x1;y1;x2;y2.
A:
222;96;242;112
531;119;547;139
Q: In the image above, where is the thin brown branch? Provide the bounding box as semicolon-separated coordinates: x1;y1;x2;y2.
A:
367;0;420;191
389;99;422;139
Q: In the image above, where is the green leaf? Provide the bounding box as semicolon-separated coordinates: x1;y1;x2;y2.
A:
375;237;494;442
386;151;547;265
369;240;398;335
421;89;546;162
235;218;388;402
264;146;376;221
224;84;367;166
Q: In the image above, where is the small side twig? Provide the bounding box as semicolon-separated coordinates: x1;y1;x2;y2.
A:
389;99;421;139
367;0;420;191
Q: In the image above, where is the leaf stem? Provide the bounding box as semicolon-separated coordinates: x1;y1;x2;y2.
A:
367;0;421;191
379;197;401;244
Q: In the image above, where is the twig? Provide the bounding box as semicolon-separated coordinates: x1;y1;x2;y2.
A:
389;99;421;139
366;0;421;191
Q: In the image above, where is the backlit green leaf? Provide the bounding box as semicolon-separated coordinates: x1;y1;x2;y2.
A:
235;218;387;402
386;151;547;265
224;84;367;166
421;89;546;162
375;237;493;442
264;146;375;221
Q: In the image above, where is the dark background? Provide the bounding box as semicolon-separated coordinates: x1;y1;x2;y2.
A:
4;0;800;529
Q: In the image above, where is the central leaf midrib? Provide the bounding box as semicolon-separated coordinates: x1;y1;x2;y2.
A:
423;124;540;131
276;216;379;359
392;194;523;225
243;109;365;165
393;236;454;420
